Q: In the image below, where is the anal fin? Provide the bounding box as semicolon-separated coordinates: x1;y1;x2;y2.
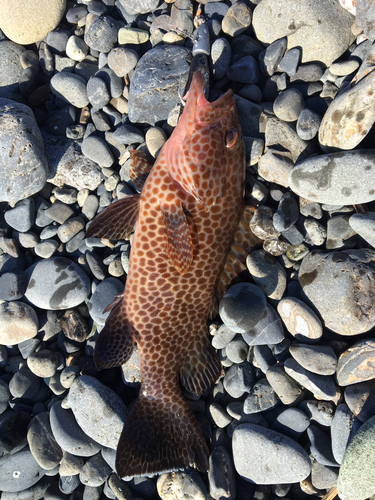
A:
86;194;141;241
94;297;135;370
180;334;221;395
160;199;193;275
116;390;209;478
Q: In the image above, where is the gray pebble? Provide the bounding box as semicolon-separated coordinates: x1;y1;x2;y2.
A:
252;345;275;374
290;63;325;82
4;199;35;233
289;344;337;375
311;460;338;490
208;403;232;429
273;192;299;232
277;297;323;343
284;357;337;401
241;304;285;346
108;47;139;77
113;124;144;145
223;361;254;399
273;89;305;122
227;56;260;84
278;47;301;76
271;407;310;440
331;403;360;465
299;400;335;427
50;401;101;457
57;216;85;243
9;367;40;399
219;283;267;334
208;446;236;500
222;2;252;37
88;277;123;326
80;453;112;487
326;215;357;250
232;424;311;484
266;363;304;405
211;38;231;81
86;251;106;280
246;249;287;300
0;379;11;413
225;337;248;364
84;16;118;53
349;211;375;248
81;136;114;168
307;425;338;467
34;240;59;259
27;412;63;470
296;108;322;140
0;446;46;493
257;149;294;188
24;257;91;310
0;272;26;301
44;201;74;224
82;195;99;221
259;37;287;76
50;72;89;108
303;218;326;246
27;349;59;378
87;76;111;109
244;378;280;414
69;375;128;450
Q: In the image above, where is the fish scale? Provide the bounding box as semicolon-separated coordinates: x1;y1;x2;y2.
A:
86;69;246;477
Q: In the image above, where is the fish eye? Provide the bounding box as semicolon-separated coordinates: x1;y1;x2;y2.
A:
225;128;238;149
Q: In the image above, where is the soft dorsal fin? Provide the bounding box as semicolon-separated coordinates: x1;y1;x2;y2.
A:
129;150;153;190
179;330;222;395
85;194;141;240
160;199;194;275
94;296;135;370
216;205;261;300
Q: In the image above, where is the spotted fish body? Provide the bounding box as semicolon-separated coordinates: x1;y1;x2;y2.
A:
86;70;246;477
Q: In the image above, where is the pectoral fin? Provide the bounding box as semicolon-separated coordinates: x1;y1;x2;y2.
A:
130;150;153;190
86;194;141;241
160;199;193;275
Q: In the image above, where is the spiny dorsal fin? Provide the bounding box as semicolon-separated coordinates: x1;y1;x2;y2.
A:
130;150;153;190
86;194;141;241
160;199;193;275
94;297;135;370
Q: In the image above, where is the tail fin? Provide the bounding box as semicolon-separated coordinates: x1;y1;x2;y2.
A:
115;390;209;478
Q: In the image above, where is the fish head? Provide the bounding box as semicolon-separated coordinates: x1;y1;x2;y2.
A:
167;70;245;210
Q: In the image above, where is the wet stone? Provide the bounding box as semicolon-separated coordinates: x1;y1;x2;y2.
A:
24;257;91;310
232;424;311;484
284;357;337;401
277;297;323;343
27;411;63;470
219;283;267;334
289;344;337;375
244;378;280;414
271;407;310;440
336;339;375;386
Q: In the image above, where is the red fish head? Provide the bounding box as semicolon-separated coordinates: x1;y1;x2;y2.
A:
166;71;245;210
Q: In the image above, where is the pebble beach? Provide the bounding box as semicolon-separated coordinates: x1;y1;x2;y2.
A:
1;0;375;499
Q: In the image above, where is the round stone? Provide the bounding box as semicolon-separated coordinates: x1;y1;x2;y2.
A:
277;297;323;342
157;470;207;500
84;15;118;53
337;339;375;386
299;249;375;335
241;303;285;346
246;249;287;300
27;412;63;470
88;277;124;327
80;453;112;487
27;349;59;378
0;0;66;45
273;88;305;122
219;283;267;334
232;423;311;484
50;401;101;457
0;301;38;346
289;344;337;375
50;72;89;108
66;35;89;62
0;446;46;493
349;211;375;248
107;47;139;77
69;375;128;450
24;257;91;310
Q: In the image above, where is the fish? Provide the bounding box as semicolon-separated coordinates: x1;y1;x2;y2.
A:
85;64;247;478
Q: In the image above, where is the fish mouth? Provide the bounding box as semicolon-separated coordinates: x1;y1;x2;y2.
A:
192;72;235;125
